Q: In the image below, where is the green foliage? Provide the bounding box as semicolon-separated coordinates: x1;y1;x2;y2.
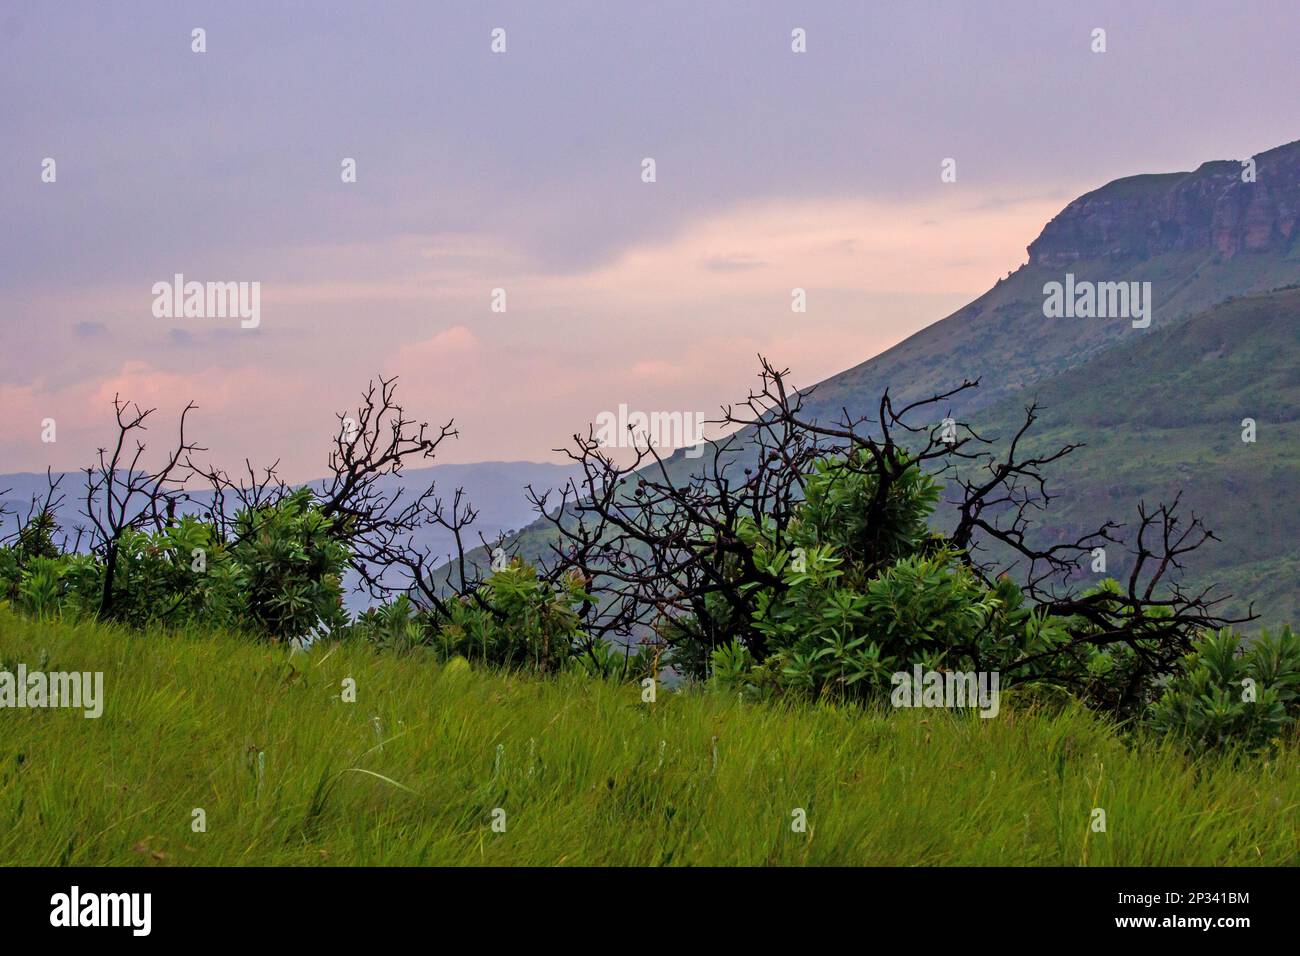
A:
667;445;1295;756
1149;627;1300;754
672;451;1067;705
0;508;67;608
15;508;62;562
12;553;99;621
345;561;646;682
570;639;658;683
793;452;941;574
753;546;1033;702
708;638;763;698
0;490;348;642
228;489;349;641
102;518;236;630
420;560;592;674
351;594;426;653
0;494;631;672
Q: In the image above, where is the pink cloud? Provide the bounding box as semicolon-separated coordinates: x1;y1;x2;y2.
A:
1;362;312;479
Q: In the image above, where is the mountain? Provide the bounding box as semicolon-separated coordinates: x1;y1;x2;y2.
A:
799;139;1300;427
969;285;1300;627
1027;145;1300;265
465;139;1300;627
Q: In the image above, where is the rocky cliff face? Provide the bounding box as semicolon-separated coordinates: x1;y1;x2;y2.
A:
1027;139;1300;267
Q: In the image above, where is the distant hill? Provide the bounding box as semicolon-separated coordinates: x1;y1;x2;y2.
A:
0;460;579;611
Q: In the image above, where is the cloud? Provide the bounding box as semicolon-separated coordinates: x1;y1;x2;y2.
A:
4;182;1063;478
73;321;109;339
390;325;481;368
0;361;312;478
365;190;1056;465
701;254;769;273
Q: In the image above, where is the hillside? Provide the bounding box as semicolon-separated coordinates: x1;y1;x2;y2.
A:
797;138;1300;427
461;141;1300;624
1;608;1296;865
967;285;1300;627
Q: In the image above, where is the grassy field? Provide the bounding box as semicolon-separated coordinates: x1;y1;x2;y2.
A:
1;607;1297;866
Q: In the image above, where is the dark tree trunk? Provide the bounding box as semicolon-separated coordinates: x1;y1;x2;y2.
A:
99;543;117;618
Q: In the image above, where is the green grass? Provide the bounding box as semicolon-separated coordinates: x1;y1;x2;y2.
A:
1;607;1297;866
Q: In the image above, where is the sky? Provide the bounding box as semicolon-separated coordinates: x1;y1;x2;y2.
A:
2;0;1297;480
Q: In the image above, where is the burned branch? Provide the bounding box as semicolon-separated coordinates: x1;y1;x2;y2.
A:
530;356;1246;693
81;396;202;618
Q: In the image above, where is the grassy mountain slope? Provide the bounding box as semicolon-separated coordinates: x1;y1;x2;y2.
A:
1;608;1296;865
966;286;1300;627
463;143;1300;624
802;248;1300;426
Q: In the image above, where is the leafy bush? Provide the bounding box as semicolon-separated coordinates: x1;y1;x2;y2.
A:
360;559;653;681
670;449;1227;724
667;453;1043;703
228;489;349;641
1149;627;1300;753
98;518;237;630
351;594;427;653
752;544;1033;701
794;452;941;575
0;491;348;643
0;508;67;610
708;638;761;697
417;560;592;673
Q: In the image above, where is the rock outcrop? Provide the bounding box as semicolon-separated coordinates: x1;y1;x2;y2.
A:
1028;139;1300;267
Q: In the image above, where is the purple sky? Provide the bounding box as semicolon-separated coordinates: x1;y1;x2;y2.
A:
2;0;1297;479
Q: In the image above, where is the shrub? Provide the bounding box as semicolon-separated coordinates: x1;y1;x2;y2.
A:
423;560;591;673
708;638;760;696
97;517;238;631
669;452;1056;704
677;449;1221;722
229;489;350;641
351;594;427;652
0;491;349;643
1149;627;1300;753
